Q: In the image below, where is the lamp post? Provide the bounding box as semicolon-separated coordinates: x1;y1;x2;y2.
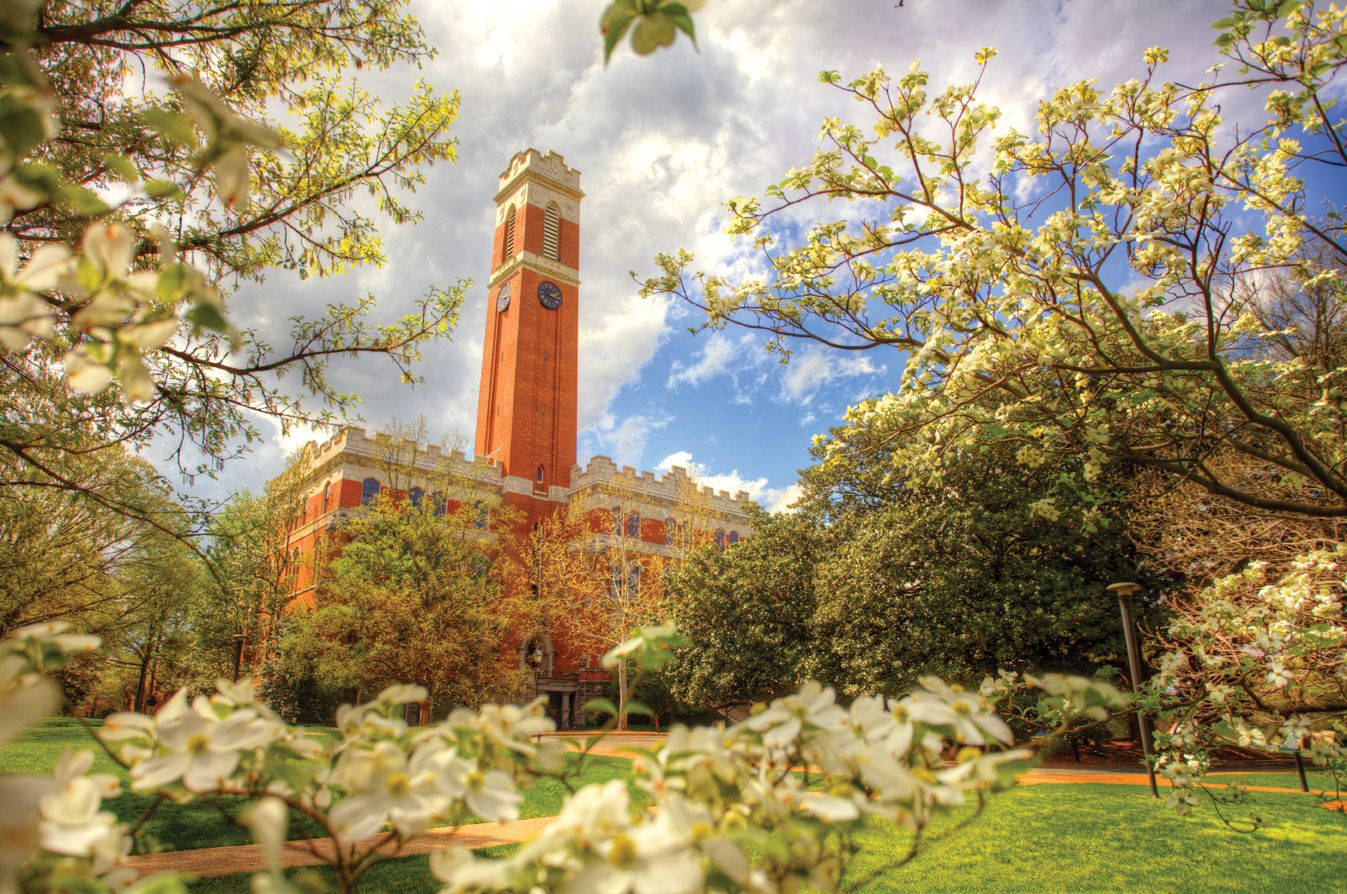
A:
231;632;248;683
1108;581;1159;798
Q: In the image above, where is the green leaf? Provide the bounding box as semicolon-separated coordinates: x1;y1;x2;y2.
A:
0;95;49;158
581;697;619;717
101;152;138;183
186;302;229;333
662;3;697;47
144;178;187;201
601;4;639;64
622;699;654;718
140;107;198;148
62;184;111;216
157;264;188;303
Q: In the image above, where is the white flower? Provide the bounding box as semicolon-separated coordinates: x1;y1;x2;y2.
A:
430;845;512;893
62;345;115;394
132;689;278;792
901;677;1013;746
0;174;42;225
38;750;126;860
565;799;704;894
242;796;288;878
330;741;452;840
0;233;70;350
741;681;846;751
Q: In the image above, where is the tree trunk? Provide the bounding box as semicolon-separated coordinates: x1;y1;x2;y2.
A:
617;660;629;732
417;695;431;726
132;648;152;714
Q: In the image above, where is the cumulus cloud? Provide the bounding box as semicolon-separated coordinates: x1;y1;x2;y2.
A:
667;333;737;388
586;412;672;467
656;450;802;514
175;0;1235;502
780;348;882;404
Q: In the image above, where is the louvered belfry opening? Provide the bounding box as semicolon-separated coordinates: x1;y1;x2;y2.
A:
543;203;561;261
503;205;516;261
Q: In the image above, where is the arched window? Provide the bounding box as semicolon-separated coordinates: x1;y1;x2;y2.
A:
627;563;641;594
625;512;641;539
409;486;424;509
360;477;380;506
543;203;561;261
432;491;447;516
728;531;740;546
536;464;545;483
321;487;329;515
715;528;726;551
664;517;677;546
473;499;488;529
502;205;516;261
611;506;622;535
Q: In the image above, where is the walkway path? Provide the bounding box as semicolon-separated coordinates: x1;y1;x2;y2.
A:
126;816;554;880
125;747;1321;881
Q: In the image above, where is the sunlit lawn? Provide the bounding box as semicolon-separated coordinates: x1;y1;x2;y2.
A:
186;783;1347;892
5;720;1344;892
0;718;634;853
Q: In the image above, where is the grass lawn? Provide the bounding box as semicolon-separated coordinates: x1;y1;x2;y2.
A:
6;720;1344;892
187;782;1346;893
0;718;634;853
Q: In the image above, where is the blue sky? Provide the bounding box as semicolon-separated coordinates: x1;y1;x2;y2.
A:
177;0;1248;510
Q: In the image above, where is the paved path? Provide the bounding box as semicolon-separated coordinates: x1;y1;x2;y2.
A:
127;816;554;880
126;745;1322;881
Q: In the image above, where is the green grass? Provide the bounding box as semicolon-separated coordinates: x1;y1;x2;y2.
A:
187;783;1347;893
8;721;1345;892
0;718;633;853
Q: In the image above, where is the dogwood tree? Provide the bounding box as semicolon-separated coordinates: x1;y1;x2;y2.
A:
641;0;1347;519
0;623;1125;894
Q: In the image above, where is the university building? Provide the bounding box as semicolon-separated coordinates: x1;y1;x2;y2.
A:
281;149;755;724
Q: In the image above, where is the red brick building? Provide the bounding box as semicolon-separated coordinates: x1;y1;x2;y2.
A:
282;150;755;722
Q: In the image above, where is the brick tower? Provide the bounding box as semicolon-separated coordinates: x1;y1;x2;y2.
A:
474;150;582;523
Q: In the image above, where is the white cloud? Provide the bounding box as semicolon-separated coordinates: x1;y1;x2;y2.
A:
667;333;737;388
586;412;672;467
780;348;882;404
655;450;801;513
184;0;1237;501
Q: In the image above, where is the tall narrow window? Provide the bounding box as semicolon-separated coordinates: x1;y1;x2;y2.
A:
715;528;726;551
536;464;545;483
502;205;516;261
626;512;641;539
611;506;622;535
361;477;380;506
728;531;740;546
409;486;423;509
664;517;677;546
543;203;561;261
321;487;329;515
432;492;447;516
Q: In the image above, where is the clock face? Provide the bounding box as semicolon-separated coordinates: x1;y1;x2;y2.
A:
537;281;563;310
495;282;511;312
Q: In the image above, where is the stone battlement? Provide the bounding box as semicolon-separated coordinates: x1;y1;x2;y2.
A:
569;454;752;517
498;148;582;196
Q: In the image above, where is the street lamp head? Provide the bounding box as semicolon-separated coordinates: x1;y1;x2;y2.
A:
1107;581;1142;597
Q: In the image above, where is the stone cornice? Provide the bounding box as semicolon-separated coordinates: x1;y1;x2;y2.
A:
488;253;580;289
495;169;584;204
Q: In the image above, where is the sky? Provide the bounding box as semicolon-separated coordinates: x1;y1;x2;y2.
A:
191;0;1239;511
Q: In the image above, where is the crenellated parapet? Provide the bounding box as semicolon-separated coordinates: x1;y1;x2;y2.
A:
566;454;756;542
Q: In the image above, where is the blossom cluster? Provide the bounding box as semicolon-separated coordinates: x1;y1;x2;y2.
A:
429;677;1070;893
1151;545;1347;812
0;624;1129;893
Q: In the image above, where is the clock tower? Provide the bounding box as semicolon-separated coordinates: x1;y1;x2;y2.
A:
474;150;582;509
